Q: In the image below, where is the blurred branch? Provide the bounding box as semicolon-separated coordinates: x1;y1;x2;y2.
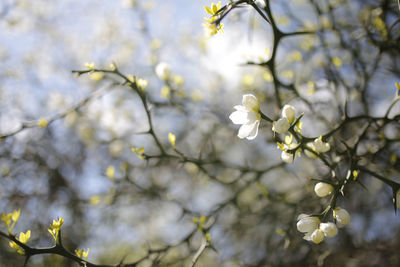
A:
0;83;115;140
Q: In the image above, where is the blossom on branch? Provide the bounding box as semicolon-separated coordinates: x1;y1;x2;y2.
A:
281;151;294;163
314;182;334;197
305;137;330;158
272;118;290;134
320;222;338;238
282;104;296;124
229;94;261;140
272;104;296;134
296;214;320;233
298;215;339;244
313;137;330;153
309;228;324;244
333;207;350;226
277;134;301;164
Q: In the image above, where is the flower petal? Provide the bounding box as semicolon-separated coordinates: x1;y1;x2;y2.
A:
282;104;296;124
311;229;324;244
229;110;249;124
246;111;259;122
313;139;330;153
273;118;290;134
281;151;294;163
303;232;312;241
320;222;338;238
238;120;258;139
233;105;247;111
242;94;259;112
246;120;260;140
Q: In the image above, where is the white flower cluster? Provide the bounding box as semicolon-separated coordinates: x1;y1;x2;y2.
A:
277;134;300;164
229;95;331;164
273;104;331;164
273;104;304;163
297;207;350;244
228;95;355;245
296;182;350;244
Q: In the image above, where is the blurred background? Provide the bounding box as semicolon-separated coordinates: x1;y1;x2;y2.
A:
0;0;400;266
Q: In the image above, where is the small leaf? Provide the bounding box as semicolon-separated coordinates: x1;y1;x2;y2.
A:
204;6;213;15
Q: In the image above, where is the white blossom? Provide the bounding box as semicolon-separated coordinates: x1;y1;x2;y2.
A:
281;151;294;163
297;215;320;233
320;222;338;238
229;94;261;140
310;229;324;244
282;104;296;124
155;62;171;80
272;105;296;133
313;138;330;153
314;182;334;197
333;207;350;225
272;118;290;134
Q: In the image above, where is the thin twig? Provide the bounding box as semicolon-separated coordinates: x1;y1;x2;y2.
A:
189;238;209;267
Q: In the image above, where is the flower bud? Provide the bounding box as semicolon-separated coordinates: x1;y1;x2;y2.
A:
319;222;338;238
281;151;294;163
313;138;330;153
310;229;324;244
255;0;266;8
333;207;350;225
273;118;290;134
314;182;334;197
282;105;296;124
297;215;320;233
155;62;171;80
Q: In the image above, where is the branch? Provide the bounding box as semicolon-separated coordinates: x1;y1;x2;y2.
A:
189;238;209;267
